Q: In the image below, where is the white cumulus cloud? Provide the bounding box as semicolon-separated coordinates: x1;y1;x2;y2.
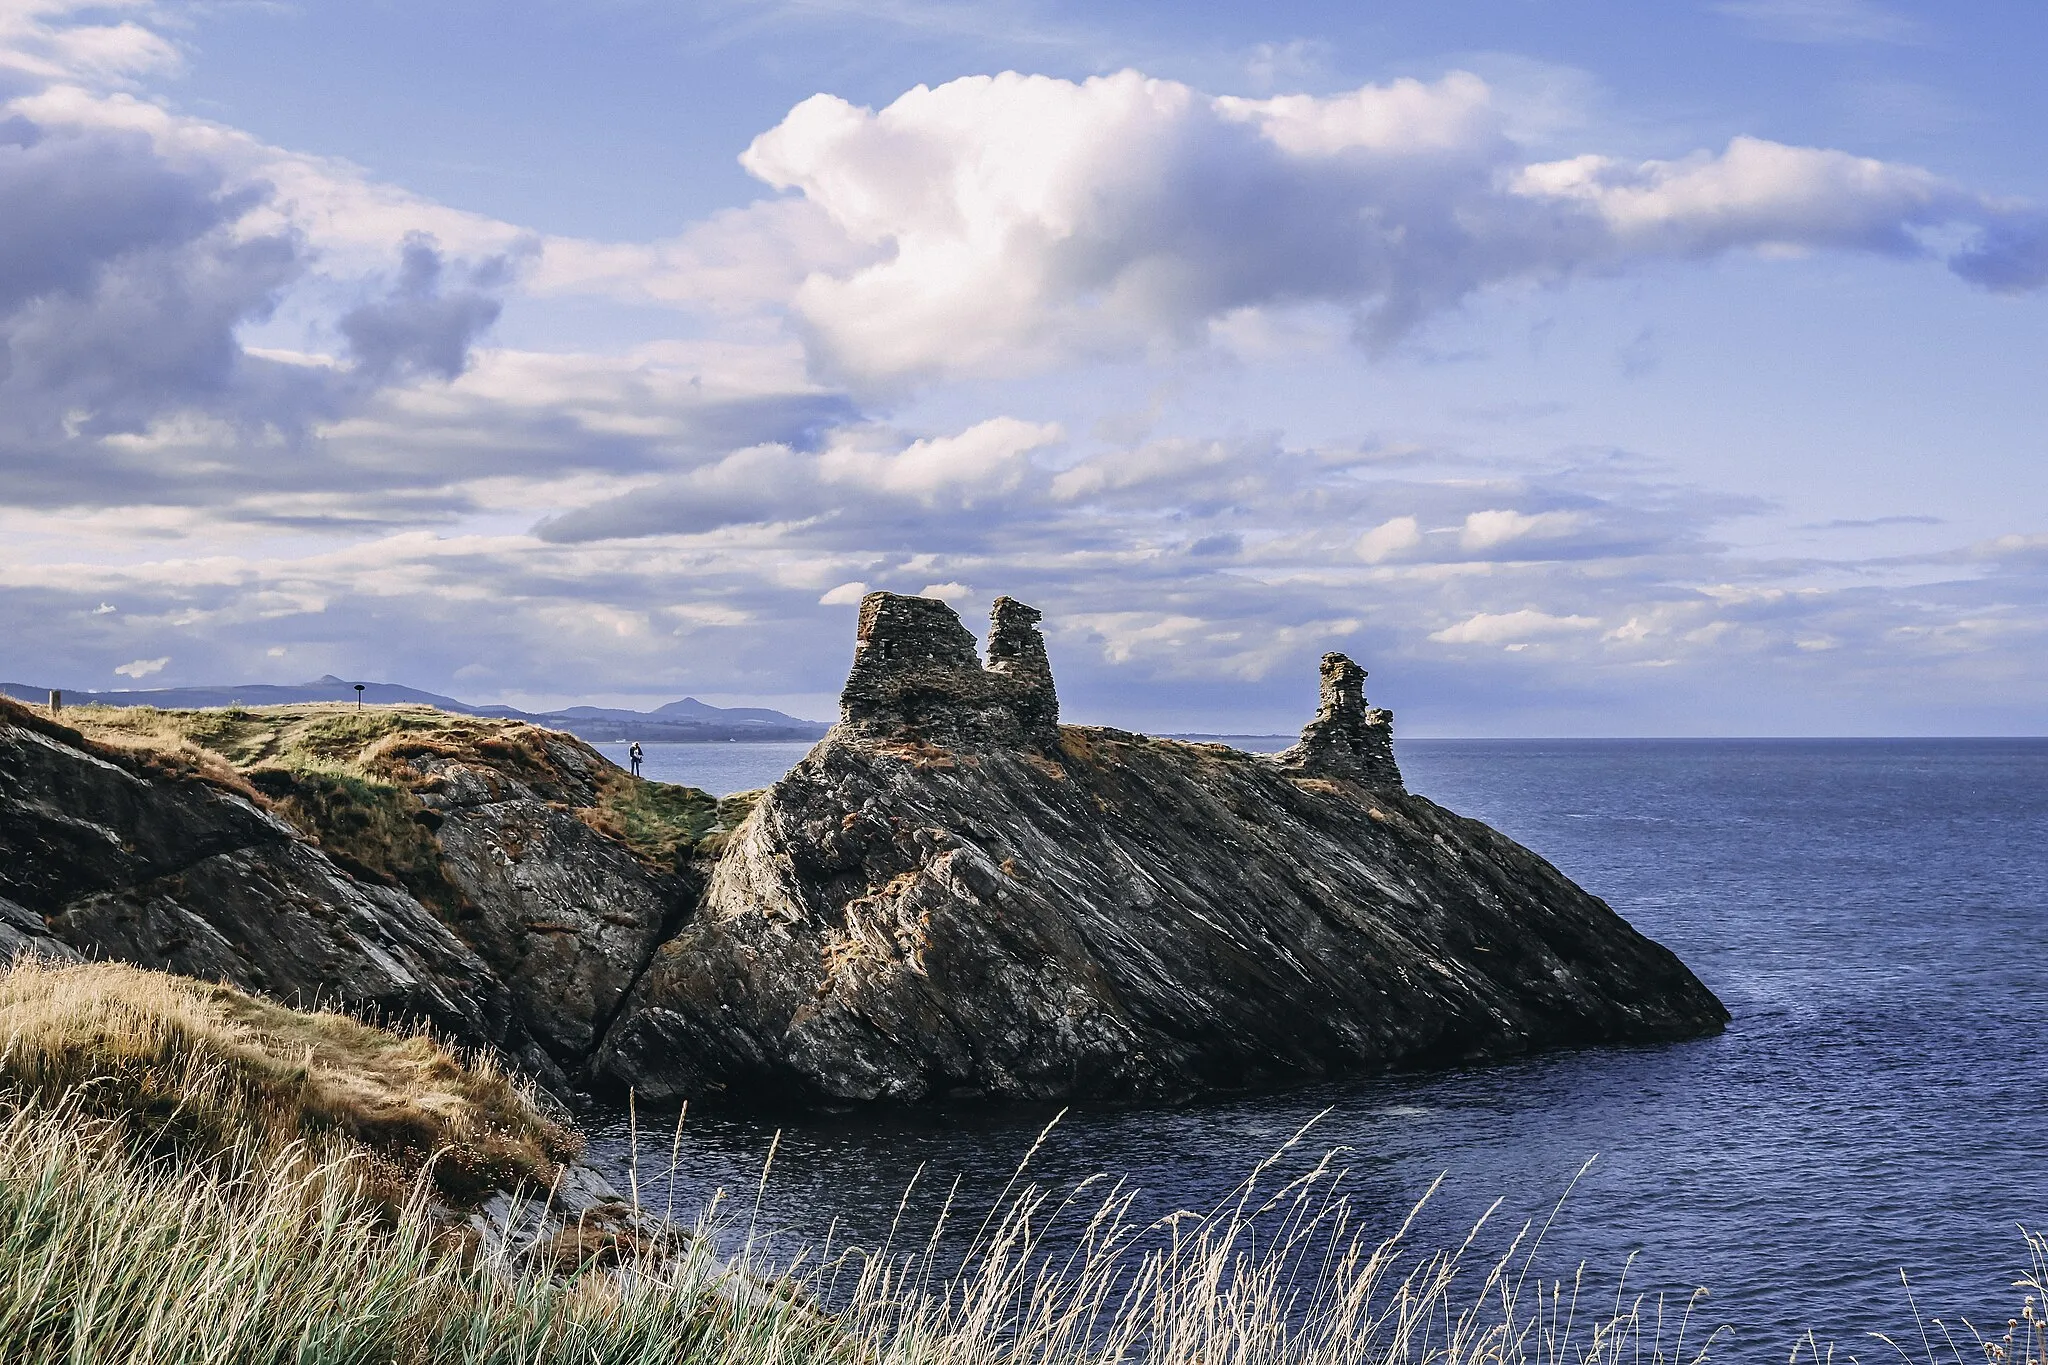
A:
1458;509;1589;552
113;654;166;678
1356;515;1423;563
736;69;2042;385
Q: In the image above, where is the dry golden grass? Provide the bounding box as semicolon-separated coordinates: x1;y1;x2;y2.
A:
0;1099;754;1365
0;957;579;1210
0;952;1960;1365
0;694;264;797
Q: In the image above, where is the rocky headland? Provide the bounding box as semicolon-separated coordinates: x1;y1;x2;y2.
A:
599;593;1726;1104
0;594;1726;1109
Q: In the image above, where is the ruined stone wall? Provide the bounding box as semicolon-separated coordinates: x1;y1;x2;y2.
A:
983;597;1058;737
839;593;1060;748
839;596;1397;789
1275;652;1404;790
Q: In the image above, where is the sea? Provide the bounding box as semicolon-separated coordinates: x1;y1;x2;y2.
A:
584;737;2048;1358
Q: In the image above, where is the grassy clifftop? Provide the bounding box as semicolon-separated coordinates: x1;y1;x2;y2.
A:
49;700;735;908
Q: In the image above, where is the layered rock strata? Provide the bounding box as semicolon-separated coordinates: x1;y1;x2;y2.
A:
0;701;694;1091
0;712;513;1050
595;593;1727;1105
0;594;1728;1109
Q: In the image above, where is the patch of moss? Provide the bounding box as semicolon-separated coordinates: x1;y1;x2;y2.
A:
685;789;766;860
33;698;727;884
587;774;720;870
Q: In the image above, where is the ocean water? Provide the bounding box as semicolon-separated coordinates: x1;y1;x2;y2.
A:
591;739;817;796
585;738;2048;1357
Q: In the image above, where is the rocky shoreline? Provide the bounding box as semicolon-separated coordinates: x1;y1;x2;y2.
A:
0;593;1726;1109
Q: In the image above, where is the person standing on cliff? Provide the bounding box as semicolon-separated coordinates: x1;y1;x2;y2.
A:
628;741;643;777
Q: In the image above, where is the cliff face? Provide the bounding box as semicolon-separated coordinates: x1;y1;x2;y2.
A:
594;594;1727;1105
0;712;508;1039
1;594;1728;1109
0;700;711;1091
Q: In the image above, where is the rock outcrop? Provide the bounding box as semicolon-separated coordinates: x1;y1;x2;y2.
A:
1;594;1728;1110
595;593;1727;1106
388;734;691;1076
0;700;704;1092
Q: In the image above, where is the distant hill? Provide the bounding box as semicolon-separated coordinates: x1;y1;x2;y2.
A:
0;675;829;744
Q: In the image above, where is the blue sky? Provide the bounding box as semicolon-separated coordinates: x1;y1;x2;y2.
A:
2;0;2044;734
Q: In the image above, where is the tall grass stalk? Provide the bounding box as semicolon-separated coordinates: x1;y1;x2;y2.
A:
0;1086;1737;1365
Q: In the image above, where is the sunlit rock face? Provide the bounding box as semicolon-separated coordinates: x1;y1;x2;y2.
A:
597;593;1728;1107
0;706;515;1055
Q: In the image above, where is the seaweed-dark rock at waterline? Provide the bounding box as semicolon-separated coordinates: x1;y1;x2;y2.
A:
595;592;1728;1106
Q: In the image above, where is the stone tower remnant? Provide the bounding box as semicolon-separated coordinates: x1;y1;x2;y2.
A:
840;592;1060;748
1275;652;1404;791
839;592;1402;789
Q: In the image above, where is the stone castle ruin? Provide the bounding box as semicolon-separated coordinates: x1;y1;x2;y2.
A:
840;590;1403;790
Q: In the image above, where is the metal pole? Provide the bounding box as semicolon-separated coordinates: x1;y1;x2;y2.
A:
354;683;365;708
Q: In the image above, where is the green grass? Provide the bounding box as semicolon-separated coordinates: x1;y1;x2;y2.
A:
247;764;464;910
34;698;730;893
589;775;724;867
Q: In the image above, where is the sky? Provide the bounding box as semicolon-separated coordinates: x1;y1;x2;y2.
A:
2;0;2045;735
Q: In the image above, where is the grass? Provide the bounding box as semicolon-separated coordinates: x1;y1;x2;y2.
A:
0;958;579;1212
26;699;729;905
576;773;726;868
0;955;1726;1363
0;1072;1744;1365
0;1101;757;1365
0;965;2021;1365
0;959;1736;1365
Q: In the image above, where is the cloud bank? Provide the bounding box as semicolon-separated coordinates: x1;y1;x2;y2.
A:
3;2;2047;733
738;69;2043;384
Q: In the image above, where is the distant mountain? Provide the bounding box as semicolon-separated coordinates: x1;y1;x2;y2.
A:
0;675;478;713
0;676;829;744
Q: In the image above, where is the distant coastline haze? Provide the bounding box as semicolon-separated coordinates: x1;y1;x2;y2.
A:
0;676;828;744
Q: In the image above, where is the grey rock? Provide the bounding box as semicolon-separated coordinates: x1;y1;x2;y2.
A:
1;591;1729;1115
0;892;80;964
0;714;516;1057
597;592;1727;1106
405;749;690;1073
0;702;691;1097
